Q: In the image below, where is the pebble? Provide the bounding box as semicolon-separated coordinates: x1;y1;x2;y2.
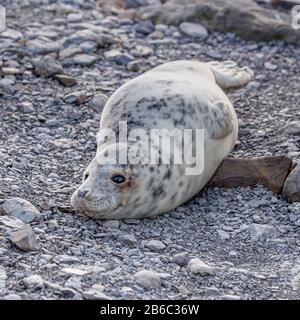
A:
103;220;120;229
90;93;108;112
0;216;25;231
21;102;34;113
72;54;97;66
64;91;89;105
2;294;22;300
23;275;44;289
117;234;138;246
0;78;15;95
283;121;300;136
127;60;140;72
248;224;279;241
179;22;208;40
173;252;190;267
145;239;166;251
0;266;7;288
1;198;41;223
134;269;162;289
245;80;260;91
26;39;60;54
217;229;231;240
10;225;37;251
83;290;112;300
1;67;20;75
264;62;278;70
33;56;64;78
187;258;216;276
54;74;77;87
283;165;300;203
134;20;154;35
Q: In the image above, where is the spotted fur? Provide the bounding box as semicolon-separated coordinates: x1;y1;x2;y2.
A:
71;60;253;219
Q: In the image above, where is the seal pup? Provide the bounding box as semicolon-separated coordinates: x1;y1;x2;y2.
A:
71;60;253;219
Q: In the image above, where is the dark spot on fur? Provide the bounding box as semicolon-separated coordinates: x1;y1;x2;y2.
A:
163;169;172;180
152;185;165;199
146;177;155;190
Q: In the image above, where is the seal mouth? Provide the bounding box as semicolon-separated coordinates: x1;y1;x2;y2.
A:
71;191;126;219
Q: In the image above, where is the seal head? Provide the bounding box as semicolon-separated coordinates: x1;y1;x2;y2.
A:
71;143;167;219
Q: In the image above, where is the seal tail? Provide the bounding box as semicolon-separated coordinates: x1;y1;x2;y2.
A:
207;60;254;91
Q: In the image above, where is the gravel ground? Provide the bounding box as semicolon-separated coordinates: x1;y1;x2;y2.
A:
0;0;300;300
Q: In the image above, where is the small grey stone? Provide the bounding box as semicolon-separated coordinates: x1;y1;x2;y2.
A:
83;290;112;300
72;54;97;66
10;225;37;251
179;22;208;40
127;60;140;72
1;198;41;223
103;220;120;229
283;165;300;203
53;254;80;265
264;62;277;70
131;45;153;58
221;294;241;300
122;218;141;224
187;258;216;276
173;252;190;267
23;275;44;289
245;80;260;91
1;67;20;75
117;234;138;246
0;216;25;231
26;39;60;54
134;20;154;35
64;91;89;105
104;50;134;65
33;56;64;78
21;102;34;113
217;229;231;240
145;239;166;251
134;269;162;289
248;224;279;241
283;121;300;136
2;294;22;300
1;29;23;40
90;94;108;112
115;53;134;66
67;13;83;23
0;78;15;95
54;74;77;87
68;30;98;44
0;265;7;288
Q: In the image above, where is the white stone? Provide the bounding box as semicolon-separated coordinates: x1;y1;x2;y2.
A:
248;224;278;241
187;258;216;276
134;269;162;289
145;239;166;251
23;275;44;289
0;266;7;288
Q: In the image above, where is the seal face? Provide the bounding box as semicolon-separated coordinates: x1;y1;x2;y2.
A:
71;60;253;219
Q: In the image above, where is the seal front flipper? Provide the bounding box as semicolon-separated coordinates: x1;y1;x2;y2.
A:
202;100;234;140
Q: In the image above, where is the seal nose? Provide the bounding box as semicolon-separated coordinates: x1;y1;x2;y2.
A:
77;189;90;199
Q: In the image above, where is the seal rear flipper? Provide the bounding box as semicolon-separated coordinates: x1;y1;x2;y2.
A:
207;60;254;91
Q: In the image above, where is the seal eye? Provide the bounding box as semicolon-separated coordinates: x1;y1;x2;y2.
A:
110;174;126;185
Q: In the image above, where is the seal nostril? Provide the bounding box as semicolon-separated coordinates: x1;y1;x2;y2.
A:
78;190;89;199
